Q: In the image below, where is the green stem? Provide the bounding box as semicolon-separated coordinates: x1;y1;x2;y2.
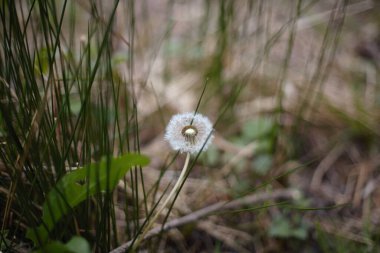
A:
132;152;191;251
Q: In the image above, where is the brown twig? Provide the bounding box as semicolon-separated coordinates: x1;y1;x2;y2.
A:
310;143;345;191
109;189;299;253
197;220;253;253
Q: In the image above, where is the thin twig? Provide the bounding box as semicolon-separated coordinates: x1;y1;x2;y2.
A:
109;188;299;253
310;143;345;191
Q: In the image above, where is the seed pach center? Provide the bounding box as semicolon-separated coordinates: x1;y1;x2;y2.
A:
182;125;198;143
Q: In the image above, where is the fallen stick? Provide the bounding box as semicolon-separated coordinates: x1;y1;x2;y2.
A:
109;188;299;253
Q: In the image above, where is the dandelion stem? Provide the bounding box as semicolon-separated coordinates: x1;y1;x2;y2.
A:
132;152;191;251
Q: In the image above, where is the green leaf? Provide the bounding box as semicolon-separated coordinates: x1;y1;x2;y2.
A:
292;227;308;240
204;146;220;166
65;236;91;253
69;96;82;115
242;118;274;140
252;154;273;175
34;48;49;74
35;236;90;253
27;153;149;246
35;241;69;253
269;216;292;238
255;139;273;153
269;215;309;240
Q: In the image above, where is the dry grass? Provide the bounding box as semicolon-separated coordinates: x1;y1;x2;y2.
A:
1;0;380;252
126;0;380;252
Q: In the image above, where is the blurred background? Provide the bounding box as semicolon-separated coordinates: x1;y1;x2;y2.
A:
1;0;380;252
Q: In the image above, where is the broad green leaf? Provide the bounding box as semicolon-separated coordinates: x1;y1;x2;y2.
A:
27;153;149;246
65;236;91;253
35;236;90;253
35;241;69;253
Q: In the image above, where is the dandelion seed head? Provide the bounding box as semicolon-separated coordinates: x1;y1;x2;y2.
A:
165;112;214;154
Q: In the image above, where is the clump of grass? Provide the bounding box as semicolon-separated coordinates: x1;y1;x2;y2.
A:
0;0;146;251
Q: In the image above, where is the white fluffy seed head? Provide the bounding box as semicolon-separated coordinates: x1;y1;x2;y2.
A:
165;112;214;154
